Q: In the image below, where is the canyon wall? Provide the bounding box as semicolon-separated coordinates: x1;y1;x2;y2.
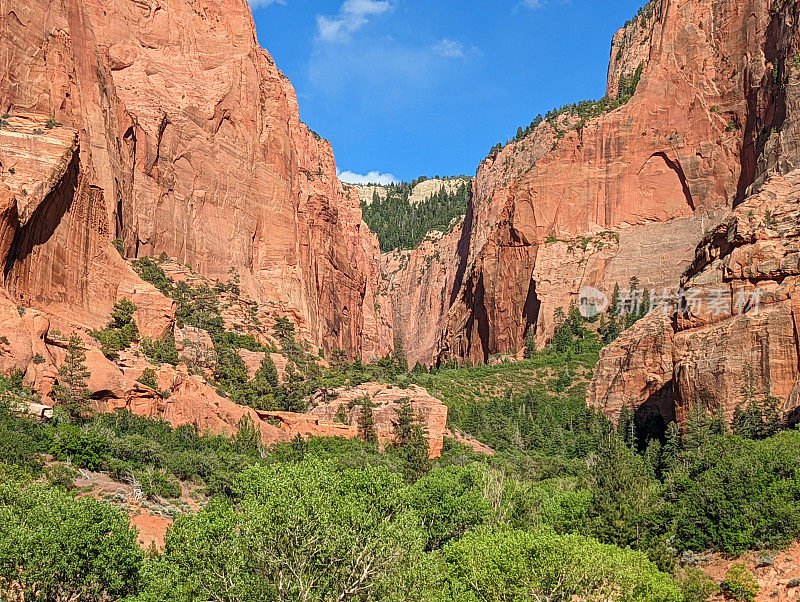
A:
422;0;796;365
586;0;800;430
0;0;392;362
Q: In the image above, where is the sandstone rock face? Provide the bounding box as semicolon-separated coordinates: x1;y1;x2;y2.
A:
354;177;471;207
0;0;390;361
308;383;449;458
426;0;799;365
382;227;463;367
589;169;800;428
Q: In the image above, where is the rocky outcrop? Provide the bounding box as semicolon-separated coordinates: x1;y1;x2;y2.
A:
308;383;449;458
589;169;800;428
428;0;799;365
354;177;471;207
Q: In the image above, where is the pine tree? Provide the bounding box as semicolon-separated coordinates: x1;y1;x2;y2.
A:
609;283;621;317
358;396;378;444
394;397;415;446
400;423;430;481
52;334;92;421
524;327;537;358
393;334;408;373
661;422;681;470
334;404;349;424
234;414;261;455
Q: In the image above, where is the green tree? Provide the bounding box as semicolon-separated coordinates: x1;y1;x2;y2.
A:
137;368;158;390
406;465;492;550
393;334;408;372
334;404;349;424
90;299;140;356
0;479;143;601
137;461;423;602
234;413;262;456
437;528;683;601
358;396;378;444
52;334;92;421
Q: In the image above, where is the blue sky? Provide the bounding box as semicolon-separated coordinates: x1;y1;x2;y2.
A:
250;0;646;183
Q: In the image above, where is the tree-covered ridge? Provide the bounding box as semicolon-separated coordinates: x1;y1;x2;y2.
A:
362;180;471;252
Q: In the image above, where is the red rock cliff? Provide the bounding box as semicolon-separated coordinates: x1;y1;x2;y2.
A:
427;0;794;365
0;0;391;361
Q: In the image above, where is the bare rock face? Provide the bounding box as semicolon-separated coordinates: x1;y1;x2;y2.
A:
383;227;463;367
430;0;799;365
0;0;390;362
589;169;800;427
309;383;449;458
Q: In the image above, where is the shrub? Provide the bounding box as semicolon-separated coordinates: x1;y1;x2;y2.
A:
141;333;179;366
720;563;759;601
406;465;492;550
437;528;683;601
137;368;159;390
112;238;125;256
49;425;110;471
0;479;143;600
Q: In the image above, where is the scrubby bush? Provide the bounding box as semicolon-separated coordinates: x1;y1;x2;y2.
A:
0;479;143;601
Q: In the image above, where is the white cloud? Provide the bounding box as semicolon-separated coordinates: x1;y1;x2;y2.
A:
521;0;544;8
434;39;465;59
339;170;398;185
317;0;392;43
248;0;285;7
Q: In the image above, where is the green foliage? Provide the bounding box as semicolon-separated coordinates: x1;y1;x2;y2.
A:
0;479;143;601
358;396;379;444
90;299;139;356
137;467;182;500
362;180;471;252
138;367;159;390
141;332;179;366
111;238;125;256
664;430;800;554
406;465;492;550
49;425;110;470
137;461;422;601
132;256;172;296
436;528;683;601
720;563;759;601
45;114;61;129
51;334;91;421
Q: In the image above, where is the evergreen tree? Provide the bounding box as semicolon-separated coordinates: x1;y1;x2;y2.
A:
394;397;416;446
661;422;681;471
358;397;378;444
683;402;713;451
393;334;408;372
400;423;430;481
609;283;621;317
639;288;651;319
617;405;637;450
234;414;261;455
52;334;92;421
334;404;349;424
523;327;537;358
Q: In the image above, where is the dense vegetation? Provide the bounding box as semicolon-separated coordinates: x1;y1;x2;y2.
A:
2;289;800;600
361;179;471;252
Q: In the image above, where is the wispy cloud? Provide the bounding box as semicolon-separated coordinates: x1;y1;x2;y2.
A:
339;170;398;185
433;39;465;59
317;0;392;43
248;0;286;8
